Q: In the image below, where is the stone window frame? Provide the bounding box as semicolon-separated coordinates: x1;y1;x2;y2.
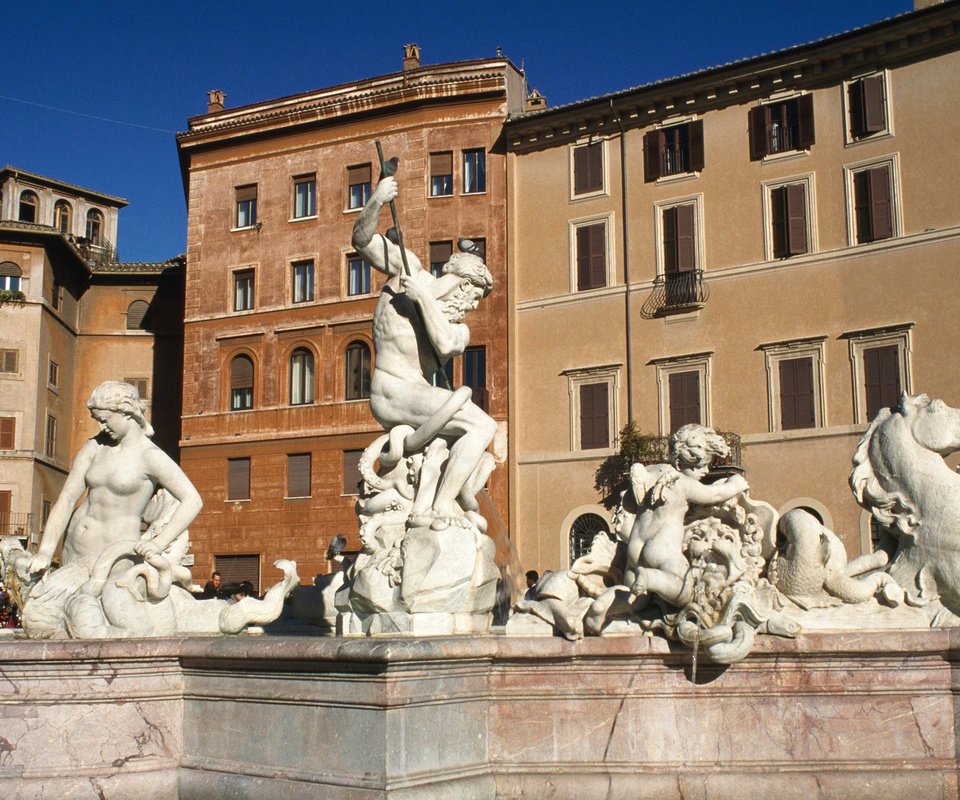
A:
842;69;894;147
844;323;913;425
562;363;620;453
568;212;614;293
290;173;317;221
760;336;828;433
569;138;608;201
651;352;713;436
760;172;818;261
231;265;257;313
652;193;705;279
843;152;903;247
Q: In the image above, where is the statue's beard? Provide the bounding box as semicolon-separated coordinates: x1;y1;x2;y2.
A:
439;285;476;322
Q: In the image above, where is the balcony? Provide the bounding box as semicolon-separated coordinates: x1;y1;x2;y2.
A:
0;512;33;540
641;269;709;318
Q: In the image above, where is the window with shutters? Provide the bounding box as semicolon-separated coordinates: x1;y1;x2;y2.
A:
571;141;604;197
86;209;104;245
342;449;363;495
749;94;815;160
126;299;149;330
846;156;900;245
0;417;15;449
429;241;453;278
48;360;59;390
347;164;371;210
564;365;620;452
229;355;255;411
644;120;704;181
0;349;18;376
123;377;149;400
844;324;912;424
572;219;608;292
287;453;312;498
215;554;260;593
235;185;257;229
344;340;371;401
654;354;712;436
845;72;891;144
291;259;314;303
761;338;826;433
45;414;57;458
0;262;22;293
233;269;255;311
462;149;486;194
762;175;816;260
54;200;72;234
654;197;703;308
346;253;371;296
227;458;251;501
292;174;316;219
289;348;315;405
429;152;453;197
464;346;488;412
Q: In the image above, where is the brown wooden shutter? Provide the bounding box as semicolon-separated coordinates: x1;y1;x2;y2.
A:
668;371;701;432
227;458;250;501
236;184;257;202
643;131;661;182
0;262;22;278
0;490;10;533
215;554;260;594
779;358;815;430
771;187;788;259
797;94;815;148
348;164;371;184
430;241;452;266
861;76;886;135
573;146;588;193
688;121;705;172
0;417;15;449
864;345;901;420
786;183;808;255
854;169;873;243
287;453;311;498
343;449;363;494
579;383;609;449
576;223;606;290
1;350;17;373
126;300;149;330
573;143;602;194
587;142;602;191
430;152;453;176
868;165;892;241
231;356;254;389
663;206;678;274
676;204;696;272
749;105;769;160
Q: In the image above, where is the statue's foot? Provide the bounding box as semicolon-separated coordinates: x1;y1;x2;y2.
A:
406;511;470;531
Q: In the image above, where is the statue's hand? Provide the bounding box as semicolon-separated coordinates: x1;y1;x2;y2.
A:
134;539;162;560
399;274;428;304
26;553;51;575
373;176;398;205
724;474;749;494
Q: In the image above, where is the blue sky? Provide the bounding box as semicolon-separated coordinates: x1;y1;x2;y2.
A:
3;0;911;262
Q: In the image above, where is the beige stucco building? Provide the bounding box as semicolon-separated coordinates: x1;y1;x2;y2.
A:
505;2;960;572
0;167;183;547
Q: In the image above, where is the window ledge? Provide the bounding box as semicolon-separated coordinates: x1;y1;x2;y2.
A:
230;225;258;233
428;193;454;200
655;171;700;186
761;149;810;165
284;495;311;501
569;190;607;203
288;215;318;223
462;191;488;197
343;207;362;215
845;131;894;149
224;499;251;504
742;424;867;445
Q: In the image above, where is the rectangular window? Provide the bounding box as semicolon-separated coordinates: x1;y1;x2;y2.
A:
853;165;893;244
771;183;808;258
575;222;606;291
48;360;59;389
287;453;312;498
662;203;696;275
432;358;454;388
236;185;257;228
123;377;149;400
429;152;453;197
573;142;603;195
0;349;18;374
429;241;453;278
343;449;363;495
215;554;260;595
464;346;488;412
644;121;704;181
347;254;371;296
291;260;314;303
579;383;610;450
293;175;316;218
41;499;51;529
849;74;887;140
0;491;9;530
463;149;486;194
347;164;371;209
0;417;15;449
227;457;251;501
863;344;901;420
51;280;62;311
234;269;254;311
668;371;701;433
45;414;56;458
749;95;815;159
778;357;816;431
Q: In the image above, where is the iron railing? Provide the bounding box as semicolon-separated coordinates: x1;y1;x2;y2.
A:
641;269;709;318
0;512;33;539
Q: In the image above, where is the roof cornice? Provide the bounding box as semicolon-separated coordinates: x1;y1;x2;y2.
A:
0;166;128;207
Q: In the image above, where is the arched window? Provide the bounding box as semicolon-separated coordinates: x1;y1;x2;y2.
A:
569;513;611;564
18;191;38;223
54;200;72;234
345;341;371;400
230;355;254;410
126;300;149;330
290;348;315;405
86;209;104;245
0;262;22;292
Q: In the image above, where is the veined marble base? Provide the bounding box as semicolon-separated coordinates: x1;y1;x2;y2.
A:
1;630;958;799
339;609;493;635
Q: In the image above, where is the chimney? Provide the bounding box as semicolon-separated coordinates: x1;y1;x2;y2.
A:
403;44;421;71
525;89;547;113
207;90;225;113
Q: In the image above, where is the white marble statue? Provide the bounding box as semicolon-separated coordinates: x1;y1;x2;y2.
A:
337;166;500;635
4;381;298;638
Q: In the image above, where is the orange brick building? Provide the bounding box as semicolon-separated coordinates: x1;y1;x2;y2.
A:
176;48;527;587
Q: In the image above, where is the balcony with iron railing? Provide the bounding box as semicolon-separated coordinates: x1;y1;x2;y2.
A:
0;512;34;540
641;269;709;318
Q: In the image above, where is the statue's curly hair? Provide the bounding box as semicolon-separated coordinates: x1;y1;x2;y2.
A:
670;424;728;470
86;381;154;438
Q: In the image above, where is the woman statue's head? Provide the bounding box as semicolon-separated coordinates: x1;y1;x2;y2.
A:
670;424;728;471
86;381;154;438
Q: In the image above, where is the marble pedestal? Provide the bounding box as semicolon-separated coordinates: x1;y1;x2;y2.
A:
1;630;958;798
